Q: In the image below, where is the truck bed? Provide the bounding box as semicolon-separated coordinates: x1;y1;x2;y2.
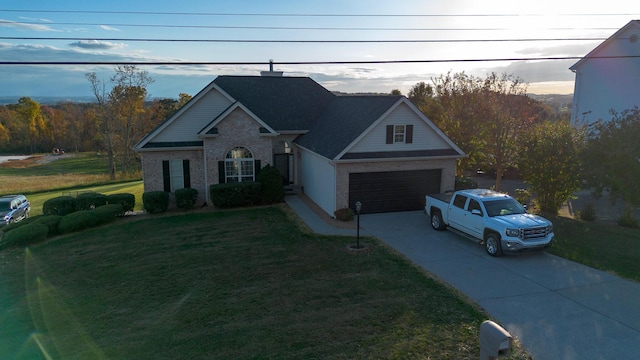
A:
426;192;454;204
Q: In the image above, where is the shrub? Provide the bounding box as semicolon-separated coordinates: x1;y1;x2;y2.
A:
57;204;124;235
1;223;49;250
76;192;107;210
43;196;76;216
142;191;170;214
106;193;135;215
34;215;63;236
210;182;261;208
578;203;597;222
2;215;38;233
175;188;199;210
257;164;285;204
455;177;478;190
618;207;638;228
334;208;354;222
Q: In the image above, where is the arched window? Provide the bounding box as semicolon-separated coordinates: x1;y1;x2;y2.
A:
225;147;255;182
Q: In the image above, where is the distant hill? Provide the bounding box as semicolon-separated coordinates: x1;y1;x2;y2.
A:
529;93;574;116
0;96;94;105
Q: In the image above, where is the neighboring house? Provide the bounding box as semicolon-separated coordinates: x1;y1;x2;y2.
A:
134;72;465;215
570;20;640;125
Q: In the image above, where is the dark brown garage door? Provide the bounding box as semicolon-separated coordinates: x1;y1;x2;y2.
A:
349;169;442;214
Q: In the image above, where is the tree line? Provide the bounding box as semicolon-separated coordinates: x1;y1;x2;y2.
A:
0;65;191;179
401;71;639;223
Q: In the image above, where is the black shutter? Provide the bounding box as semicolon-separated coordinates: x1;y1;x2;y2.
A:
218;161;225;184
406;125;413;144
162;160;171;192
386;125;394;144
182;159;190;188
254;160;261;180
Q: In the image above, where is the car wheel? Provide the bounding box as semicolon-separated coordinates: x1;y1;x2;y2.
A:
24;209;29;219
431;211;446;231
485;232;503;257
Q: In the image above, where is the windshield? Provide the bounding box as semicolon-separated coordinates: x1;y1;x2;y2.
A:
483;198;526;217
0;201;11;212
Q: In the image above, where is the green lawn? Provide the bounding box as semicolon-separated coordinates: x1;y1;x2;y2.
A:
0;207;532;359
548;215;640;282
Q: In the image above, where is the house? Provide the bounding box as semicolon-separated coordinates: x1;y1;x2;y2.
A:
134;72;465;215
570;20;640;125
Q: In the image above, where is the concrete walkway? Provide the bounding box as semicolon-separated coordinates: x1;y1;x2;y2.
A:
285;196;640;360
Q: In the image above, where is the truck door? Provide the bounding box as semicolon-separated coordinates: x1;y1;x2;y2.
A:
447;194;468;230
464;198;485;238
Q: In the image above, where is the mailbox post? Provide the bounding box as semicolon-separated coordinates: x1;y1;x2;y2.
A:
479;320;512;360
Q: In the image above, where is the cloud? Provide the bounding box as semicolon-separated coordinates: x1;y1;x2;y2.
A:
0;19;57;31
99;25;121;32
68;40;127;50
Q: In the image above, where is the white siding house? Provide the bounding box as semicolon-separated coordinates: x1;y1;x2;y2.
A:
571;20;640;125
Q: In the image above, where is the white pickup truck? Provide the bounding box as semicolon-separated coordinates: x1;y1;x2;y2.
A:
425;189;554;256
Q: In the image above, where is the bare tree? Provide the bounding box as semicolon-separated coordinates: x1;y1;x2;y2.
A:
86;72;116;179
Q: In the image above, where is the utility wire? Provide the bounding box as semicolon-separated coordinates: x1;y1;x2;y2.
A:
0;36;609;43
1;9;639;17
1;20;622;32
2;55;639;66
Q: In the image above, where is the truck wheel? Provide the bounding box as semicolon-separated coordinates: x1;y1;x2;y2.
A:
485;232;503;257
431;211;446;231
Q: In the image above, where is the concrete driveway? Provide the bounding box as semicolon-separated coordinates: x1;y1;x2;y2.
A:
359;211;640;360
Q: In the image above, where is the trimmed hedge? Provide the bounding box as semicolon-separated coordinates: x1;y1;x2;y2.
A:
210;182;261;208
142;191;169;214
76;192;107;210
43;196;76;216
1;222;49;250
175;188;198;210
58;204;123;234
34;215;63;236
257;164;285;204
106;193;135;214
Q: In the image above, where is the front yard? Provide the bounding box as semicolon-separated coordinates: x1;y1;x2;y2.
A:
0;206;531;359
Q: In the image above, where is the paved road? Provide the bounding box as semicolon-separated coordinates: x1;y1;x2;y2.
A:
358;211;640;360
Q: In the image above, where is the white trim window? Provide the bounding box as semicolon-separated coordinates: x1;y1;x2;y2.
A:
394;125;406;143
225;147;255;182
169;159;184;192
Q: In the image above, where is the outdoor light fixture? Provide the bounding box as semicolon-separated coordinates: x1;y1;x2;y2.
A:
355;201;362;249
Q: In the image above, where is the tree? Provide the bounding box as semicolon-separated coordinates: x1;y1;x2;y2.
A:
481;73;539;190
109;65;154;173
581;108;640;218
518;120;583;214
14;97;46;153
86;72;117;179
86;66;154;178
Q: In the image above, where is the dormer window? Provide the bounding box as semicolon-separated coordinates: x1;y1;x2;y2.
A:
386;124;414;144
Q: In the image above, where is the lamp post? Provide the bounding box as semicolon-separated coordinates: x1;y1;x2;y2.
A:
355;201;362;249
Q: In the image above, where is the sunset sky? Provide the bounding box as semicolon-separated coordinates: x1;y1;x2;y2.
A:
1;0;639;98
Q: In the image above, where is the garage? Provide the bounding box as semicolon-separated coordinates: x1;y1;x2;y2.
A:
348;169;442;214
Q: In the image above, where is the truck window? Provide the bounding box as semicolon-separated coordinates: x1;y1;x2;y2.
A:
467;199;483;215
453;195;468;209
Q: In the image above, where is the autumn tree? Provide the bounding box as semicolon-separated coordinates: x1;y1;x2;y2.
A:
518;120;583;214
14;97;46;153
581;108;640;221
109;65;154;173
86;65;154;178
481;73;539;190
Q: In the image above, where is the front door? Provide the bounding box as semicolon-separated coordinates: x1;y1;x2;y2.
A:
273;153;293;185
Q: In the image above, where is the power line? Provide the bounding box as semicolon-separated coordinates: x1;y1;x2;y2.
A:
4;20;622;32
2;55;638;66
2;9;639;17
0;36;608;43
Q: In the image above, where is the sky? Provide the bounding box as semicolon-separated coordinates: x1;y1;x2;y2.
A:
1;0;640;99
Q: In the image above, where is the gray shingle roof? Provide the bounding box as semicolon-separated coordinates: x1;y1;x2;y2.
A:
294;95;403;159
213;75;336;131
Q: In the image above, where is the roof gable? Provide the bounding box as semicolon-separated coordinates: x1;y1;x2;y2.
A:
294;95;403;159
213;75;336;131
570;20;640;71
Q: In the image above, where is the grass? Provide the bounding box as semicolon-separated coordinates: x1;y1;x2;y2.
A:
0;207;532;359
26;181;144;216
548;215;640;282
0;153;141;195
